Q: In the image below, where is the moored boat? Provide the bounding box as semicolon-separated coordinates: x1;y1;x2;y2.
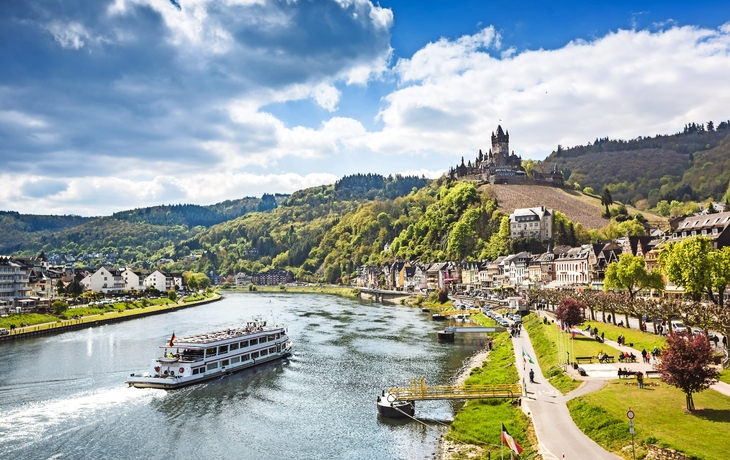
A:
126;318;292;389
376;391;415;418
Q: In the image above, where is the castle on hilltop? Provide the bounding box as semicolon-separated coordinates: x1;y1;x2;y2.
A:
448;125;563;187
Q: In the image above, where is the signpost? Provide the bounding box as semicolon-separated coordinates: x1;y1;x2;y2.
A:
627;408;635;460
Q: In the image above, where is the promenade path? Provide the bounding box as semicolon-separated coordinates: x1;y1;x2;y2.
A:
511;329;621;460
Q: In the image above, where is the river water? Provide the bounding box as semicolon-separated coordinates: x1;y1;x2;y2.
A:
0;292;486;459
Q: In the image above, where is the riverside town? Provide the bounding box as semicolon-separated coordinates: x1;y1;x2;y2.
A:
3;2;730;460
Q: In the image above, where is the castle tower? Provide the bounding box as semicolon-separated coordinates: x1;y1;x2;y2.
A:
491;125;509;165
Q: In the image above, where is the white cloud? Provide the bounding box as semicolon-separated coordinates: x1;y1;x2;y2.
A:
366;24;730;160
45;21;91;49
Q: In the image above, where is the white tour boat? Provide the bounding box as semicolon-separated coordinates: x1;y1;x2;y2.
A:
126;318;293;389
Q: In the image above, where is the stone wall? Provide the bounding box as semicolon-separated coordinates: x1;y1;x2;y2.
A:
645;445;695;460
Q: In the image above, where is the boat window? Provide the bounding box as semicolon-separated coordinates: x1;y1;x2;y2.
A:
206;347;217;357
218;345;228;354
193;368;201;375
231;356;240;364
241;340;249;348
222;359;230;367
251;351;260;358
276;333;280;339
230;343;239;351
206;362;218;371
259;336;267;343
267;335;275;342
250;338;258;346
260;349;268;356
242;354;250;361
269;347;276;354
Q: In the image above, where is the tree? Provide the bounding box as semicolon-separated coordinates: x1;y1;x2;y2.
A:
56;279;65;294
604;253;665;300
658;332;718;411
659;237;730;305
167;290;177;301
600;188;613;217
66;279;83;296
52;300;69;314
555;298;585;328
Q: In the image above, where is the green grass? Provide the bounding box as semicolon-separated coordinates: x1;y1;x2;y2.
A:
447;331;538;459
569;379;730;460
584;320;666;352
523;314;583;394
0;313;58;328
230;284;362;299
719;371;730;385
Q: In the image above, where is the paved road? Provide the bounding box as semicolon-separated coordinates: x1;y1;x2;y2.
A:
511;329;621;460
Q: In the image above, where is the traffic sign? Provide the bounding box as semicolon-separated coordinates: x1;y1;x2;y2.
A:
627;409;635;420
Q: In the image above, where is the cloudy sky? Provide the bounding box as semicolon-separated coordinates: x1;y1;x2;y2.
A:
2;0;730;216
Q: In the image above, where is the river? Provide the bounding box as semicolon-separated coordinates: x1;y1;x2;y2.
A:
0;292;487;459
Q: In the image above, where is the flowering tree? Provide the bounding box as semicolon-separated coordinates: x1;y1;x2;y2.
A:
658;332;718;411
555;298;585;328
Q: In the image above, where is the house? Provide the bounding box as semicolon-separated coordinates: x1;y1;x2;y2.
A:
669;211;730;248
144;270;172;292
509;206;554;241
251;269;294;285
121;268;145;291
81;267;125;294
507;252;532;287
234;272;252;286
554;245;592;285
0;256;33;309
425;263;447;291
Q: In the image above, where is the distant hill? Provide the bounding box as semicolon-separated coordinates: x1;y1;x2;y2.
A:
0;211;92;253
540;121;730;206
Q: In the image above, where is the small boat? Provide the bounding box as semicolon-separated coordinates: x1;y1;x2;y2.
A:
377;391;415;418
431;313;448;321
421;308;431;313
127;318;293;390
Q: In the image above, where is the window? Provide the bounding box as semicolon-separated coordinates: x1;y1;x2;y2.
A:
230;342;239;351
260;349;268;356
713;228;719;235
250;338;258;346
231;356;240;364
206;347;217;357
267;335;275;342
242;353;250;361
691;231;696;236
241;340;249;348
206;362;218;371
682;232;687;237
701;229;707;236
218;345;228;354
221;359;229;367
251;351;260;358
269;347;276;354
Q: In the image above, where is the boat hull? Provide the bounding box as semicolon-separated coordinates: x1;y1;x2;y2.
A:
377;398;415;418
127;349;292;390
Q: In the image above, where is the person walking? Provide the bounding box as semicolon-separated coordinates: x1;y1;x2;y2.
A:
637;371;644;389
529;369;535;383
641;349;648;363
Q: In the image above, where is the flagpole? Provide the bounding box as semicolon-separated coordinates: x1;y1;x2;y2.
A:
501;423;504;460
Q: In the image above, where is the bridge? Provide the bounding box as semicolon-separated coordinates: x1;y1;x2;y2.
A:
386;377;522;402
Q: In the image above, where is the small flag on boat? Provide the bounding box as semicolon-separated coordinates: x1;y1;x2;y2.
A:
169;332;176;347
522;347;534;365
501;423;523;455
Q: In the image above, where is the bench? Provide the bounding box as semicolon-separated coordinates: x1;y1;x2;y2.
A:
618;356;637;363
618;369;637;379
598;355;615;363
645;370;660;378
575;356;594;364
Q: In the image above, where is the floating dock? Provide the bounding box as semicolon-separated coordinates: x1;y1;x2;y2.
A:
437;325;506;341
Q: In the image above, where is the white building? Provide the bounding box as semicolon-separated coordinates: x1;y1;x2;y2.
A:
509;206;553;241
81;267;125;294
554;245;592;285
144;270;172;292
121;268;144;291
0;257;32;309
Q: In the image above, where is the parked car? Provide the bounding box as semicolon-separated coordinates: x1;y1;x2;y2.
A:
0;328;9;336
670;320;686;333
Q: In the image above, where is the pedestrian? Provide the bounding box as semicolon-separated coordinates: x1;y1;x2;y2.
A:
529;369;535;383
712;335;719;348
594;327;599;337
608;314;612;323
641;349;648;363
601;332;604;342
723;335;728;349
637;371;644;389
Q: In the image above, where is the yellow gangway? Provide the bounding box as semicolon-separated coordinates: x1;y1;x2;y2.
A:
387;377;522;402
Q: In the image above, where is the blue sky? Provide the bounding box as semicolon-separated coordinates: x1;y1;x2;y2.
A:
1;0;729;216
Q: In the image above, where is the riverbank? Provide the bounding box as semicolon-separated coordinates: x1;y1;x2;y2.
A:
222;284;361;298
0;292;222;343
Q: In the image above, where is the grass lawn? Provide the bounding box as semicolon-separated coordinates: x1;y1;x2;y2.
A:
447;330;539;459
583;320;666;352
719;371;730;385
523;314;608;394
569;379;730;460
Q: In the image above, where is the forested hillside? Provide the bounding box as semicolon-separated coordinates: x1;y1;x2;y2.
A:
540;120;730;207
0;211;91;253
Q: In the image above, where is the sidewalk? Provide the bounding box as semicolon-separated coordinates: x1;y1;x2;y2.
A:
511;329;621;460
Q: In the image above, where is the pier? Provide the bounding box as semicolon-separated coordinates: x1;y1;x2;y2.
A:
437;325;506;341
387;377;522;401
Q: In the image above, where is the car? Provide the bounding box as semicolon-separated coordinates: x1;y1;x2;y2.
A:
670;320;686;333
0;328;9;336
